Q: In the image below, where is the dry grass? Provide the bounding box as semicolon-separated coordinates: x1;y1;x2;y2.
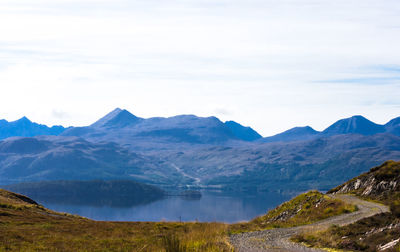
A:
292;213;400;251
293;161;400;252
229;191;357;234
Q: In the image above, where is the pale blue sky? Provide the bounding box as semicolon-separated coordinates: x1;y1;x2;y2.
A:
0;0;400;136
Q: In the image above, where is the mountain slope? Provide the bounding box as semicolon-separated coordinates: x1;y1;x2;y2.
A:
260;126;319;143
62;109;244;149
0;136;188;186
91;108;143;128
164;133;400;191
385;116;400;136
224;121;262;141
0;117;65;140
322;115;385;136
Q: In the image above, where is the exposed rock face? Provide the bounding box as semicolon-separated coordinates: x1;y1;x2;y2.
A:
329;160;400;202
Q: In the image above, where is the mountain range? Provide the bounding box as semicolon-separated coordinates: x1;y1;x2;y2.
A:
0;109;400;192
0;117;65;140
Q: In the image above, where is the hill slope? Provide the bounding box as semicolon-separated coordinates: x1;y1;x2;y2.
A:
0;136;187;186
294;161;400;251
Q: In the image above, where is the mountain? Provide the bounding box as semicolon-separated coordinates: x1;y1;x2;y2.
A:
1;110;400;192
0;117;66;140
0;136;188;186
322;115;385;136
259;115;398;143
158;133;400;191
260;126;319;143
62;108;253;150
224;121;262;141
385;116;400;136
91;108;143;128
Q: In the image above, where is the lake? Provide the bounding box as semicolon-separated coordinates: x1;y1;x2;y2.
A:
34;191;293;223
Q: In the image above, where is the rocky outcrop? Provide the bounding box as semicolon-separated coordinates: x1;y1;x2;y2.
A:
329;160;400;202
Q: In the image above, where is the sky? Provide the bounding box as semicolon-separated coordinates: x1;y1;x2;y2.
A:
0;0;400;136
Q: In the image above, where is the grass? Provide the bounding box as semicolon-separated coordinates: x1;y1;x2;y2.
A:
293;160;400;252
0;189;356;251
229;190;357;233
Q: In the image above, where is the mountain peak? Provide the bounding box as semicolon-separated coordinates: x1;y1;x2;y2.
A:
260;126;319;143
91;108;142;128
15;116;32;124
322;115;385;136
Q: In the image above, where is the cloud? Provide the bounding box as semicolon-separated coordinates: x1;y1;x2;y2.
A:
0;0;400;135
51;110;69;119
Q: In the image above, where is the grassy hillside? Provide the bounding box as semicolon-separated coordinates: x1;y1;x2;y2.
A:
229;190;357;233
293;160;400;251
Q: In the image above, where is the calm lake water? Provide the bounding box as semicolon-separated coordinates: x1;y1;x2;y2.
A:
35;191;293;223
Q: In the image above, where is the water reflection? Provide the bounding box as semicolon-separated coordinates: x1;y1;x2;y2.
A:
34;191;293;223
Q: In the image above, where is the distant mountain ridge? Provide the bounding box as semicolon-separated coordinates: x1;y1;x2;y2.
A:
0;117;66;140
261;115;400;143
1;109;400;192
61;108;261;150
2;109;400;145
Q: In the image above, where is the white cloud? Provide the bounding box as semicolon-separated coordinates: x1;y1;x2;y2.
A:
0;0;399;135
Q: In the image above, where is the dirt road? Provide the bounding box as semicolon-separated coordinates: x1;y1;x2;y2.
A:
230;194;389;252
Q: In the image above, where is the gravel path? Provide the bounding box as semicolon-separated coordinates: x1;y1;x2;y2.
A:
230;194;389;252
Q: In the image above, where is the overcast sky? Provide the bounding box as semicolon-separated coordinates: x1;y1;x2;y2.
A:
0;0;400;136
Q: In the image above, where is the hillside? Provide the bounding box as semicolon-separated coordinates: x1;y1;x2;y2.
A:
0;136;188;186
166;133;400;191
1;134;400;193
293;161;400;251
61;108;253;148
229;191;357;233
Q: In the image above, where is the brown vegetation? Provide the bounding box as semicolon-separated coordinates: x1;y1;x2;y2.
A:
294;160;400;251
229;190;357;233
